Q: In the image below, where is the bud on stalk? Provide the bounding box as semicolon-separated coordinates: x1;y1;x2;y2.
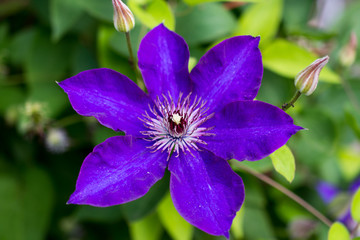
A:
340;32;357;68
112;0;135;32
295;56;329;96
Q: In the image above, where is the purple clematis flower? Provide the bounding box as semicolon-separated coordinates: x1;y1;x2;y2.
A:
59;24;302;237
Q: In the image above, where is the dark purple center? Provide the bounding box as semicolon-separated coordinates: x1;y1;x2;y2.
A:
168;111;186;134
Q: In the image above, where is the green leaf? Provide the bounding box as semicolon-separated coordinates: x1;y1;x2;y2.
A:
351;188;360;222
184;0;261;6
0;86;25;114
328;222;350;240
50;0;84;41
230;207;245;239
78;0;112;22
337;145;360;182
129;212;163;240
175;2;236;46
9;28;36;66
128;0;175;30
233;0;283;47
158;193;193;240
0;168;54;240
75;205;123;222
243;207;275;239
0;176;23;240
97;25;135;79
121;172;169;221
25;30;73;117
270;145;296;183
23;168;54;240
262;39;340;84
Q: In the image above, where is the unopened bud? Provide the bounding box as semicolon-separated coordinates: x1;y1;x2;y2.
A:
112;0;135;32
340;32;357;67
295;56;329;96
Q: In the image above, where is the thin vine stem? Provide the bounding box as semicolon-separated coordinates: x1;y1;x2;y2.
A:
282;91;302;111
125;32;145;91
233;162;332;227
351;222;360;238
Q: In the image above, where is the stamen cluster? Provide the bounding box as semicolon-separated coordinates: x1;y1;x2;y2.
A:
140;93;214;158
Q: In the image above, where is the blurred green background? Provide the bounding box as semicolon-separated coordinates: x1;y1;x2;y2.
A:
1;0;360;239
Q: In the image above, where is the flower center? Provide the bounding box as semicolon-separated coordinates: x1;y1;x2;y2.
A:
140;93;214;158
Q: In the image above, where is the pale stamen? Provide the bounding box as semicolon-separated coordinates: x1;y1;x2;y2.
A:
139;93;214;158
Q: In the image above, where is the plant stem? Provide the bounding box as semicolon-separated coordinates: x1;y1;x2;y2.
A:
282;91;302;111
125;32;145;91
233;162;332;227
351;222;360;238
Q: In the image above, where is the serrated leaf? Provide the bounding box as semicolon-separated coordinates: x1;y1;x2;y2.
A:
328;222;350;240
184;0;261;6
128;0;175;30
351;188;360;222
158;193;193;240
129;212;162;240
270;145;295;183
50;0;83;41
233;0;283;47
262;39;340;84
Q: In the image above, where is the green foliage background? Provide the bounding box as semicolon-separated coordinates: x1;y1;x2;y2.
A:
1;0;360;239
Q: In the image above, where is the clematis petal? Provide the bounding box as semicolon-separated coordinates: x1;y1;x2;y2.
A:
138;24;192;100
191;36;263;113
168;149;244;238
350;176;360;193
202;101;302;161
316;181;340;204
68;136;168;207
58;68;151;136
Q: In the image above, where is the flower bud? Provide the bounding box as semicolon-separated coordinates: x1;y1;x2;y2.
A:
112;0;135;32
295;56;329;96
340;32;357;67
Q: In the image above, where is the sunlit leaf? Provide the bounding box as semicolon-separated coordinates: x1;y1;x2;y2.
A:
270;145;295;183
233;0;283;47
230;207;245;239
129;212;163;240
158;193;193;240
262;39;340;84
337;145;360;182
351;188;360;222
328;222;350;240
128;0;175;30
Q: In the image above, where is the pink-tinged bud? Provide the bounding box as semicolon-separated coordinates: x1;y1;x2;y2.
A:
112;0;135;32
295;56;329;96
340;32;357;67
